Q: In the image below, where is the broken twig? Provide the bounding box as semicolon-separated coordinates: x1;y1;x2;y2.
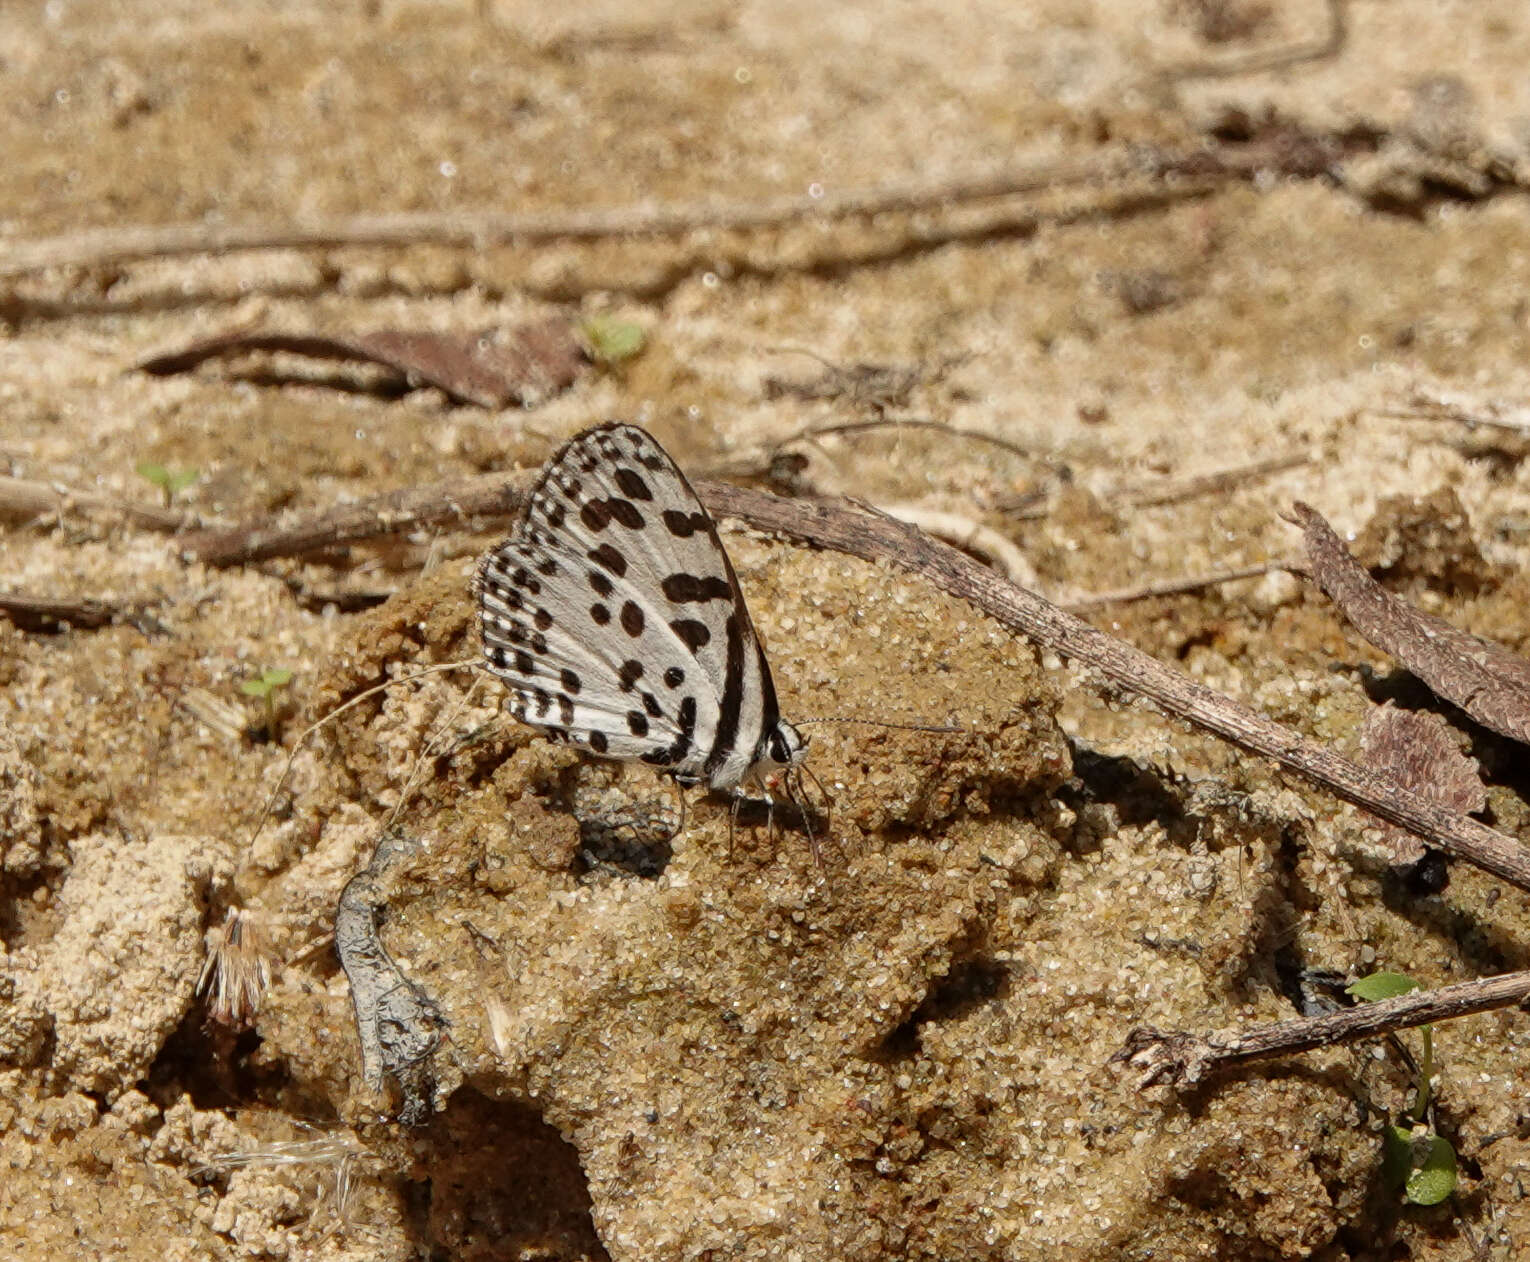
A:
1113;968;1530;1089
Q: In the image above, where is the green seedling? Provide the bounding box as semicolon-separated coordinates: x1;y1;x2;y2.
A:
240;668;294;742
1347;971;1458;1206
135;461;199;508
579;315;647;369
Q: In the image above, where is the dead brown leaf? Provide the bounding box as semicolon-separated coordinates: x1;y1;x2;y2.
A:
1357;704;1486;864
137;316;587;408
1291;500;1530;745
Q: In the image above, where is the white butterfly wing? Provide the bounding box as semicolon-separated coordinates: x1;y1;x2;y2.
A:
475;423;780;787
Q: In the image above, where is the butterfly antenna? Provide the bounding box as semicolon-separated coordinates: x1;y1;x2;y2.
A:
245;658;482;857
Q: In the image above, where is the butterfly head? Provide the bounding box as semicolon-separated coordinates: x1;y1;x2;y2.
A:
755;719;809;780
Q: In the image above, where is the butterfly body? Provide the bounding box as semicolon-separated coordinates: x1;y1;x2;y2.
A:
475;422;807;800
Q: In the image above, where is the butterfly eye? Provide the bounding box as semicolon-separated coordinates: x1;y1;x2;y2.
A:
768;731;792;765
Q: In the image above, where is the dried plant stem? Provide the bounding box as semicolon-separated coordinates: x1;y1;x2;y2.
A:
1061;560;1290;610
0;130;1365;279
0;592;130;630
1114;969;1530;1088
0;474;190;531
179;475;1530;893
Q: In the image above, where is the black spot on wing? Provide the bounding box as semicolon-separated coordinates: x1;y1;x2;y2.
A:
582;498;644;531
557;695;575;726
588;570;614;597
627;711;649;737
534;608;554;630
514;650;534;675
591;603;611;625
670;619;711;652
590;731;608;754
560;668;581;694
641;695;696;767
614;467;653;500
608;498;644;529
618;660;644;691
662;508;712;539
661;573;734;603
588;544;628;577
663;666;685;688
620;602;645;637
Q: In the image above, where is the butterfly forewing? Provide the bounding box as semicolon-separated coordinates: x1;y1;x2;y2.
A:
476;422;782;788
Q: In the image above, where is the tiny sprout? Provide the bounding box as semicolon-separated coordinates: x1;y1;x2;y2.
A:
1347;970;1458;1206
579;315;647;368
241;667;294;742
135;460;199;508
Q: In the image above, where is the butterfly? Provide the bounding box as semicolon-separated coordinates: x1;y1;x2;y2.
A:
474;422;811;832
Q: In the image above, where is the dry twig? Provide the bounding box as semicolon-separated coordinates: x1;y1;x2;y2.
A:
0;474;190;531
179;474;1530;893
0;592;132;631
784;417;1057;470
1061;560;1288;610
1113;969;1530;1088
996;452;1309;519
0;131;1366;279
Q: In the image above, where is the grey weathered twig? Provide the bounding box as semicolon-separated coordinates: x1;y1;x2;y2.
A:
1113;969;1530;1088
335;831;444;1126
179;473;1530;893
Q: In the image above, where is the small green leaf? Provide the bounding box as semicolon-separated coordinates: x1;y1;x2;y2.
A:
1346;972;1421;1003
1404;1134;1458;1206
166;467;199;493
240;668;293;698
136;461;171;486
580;316;646;366
1382;1125;1415;1191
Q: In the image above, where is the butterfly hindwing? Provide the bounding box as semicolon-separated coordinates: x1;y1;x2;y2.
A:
476;422;781;787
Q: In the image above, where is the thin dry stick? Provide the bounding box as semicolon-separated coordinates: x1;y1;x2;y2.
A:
0;130;1365;279
244;659;481;855
1113;969;1530;1088
788;417;1057;469
1123;454;1311;509
0;592;131;630
0;154;1138;277
1062;560;1289;611
0;474;190;531
996;452;1309;519
179;476;1530;893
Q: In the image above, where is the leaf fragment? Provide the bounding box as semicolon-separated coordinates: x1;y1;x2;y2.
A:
138;316;588;408
1357;704;1486;864
1291;501;1530;745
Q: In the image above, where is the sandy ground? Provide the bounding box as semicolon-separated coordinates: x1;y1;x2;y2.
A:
3;0;1530;1258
